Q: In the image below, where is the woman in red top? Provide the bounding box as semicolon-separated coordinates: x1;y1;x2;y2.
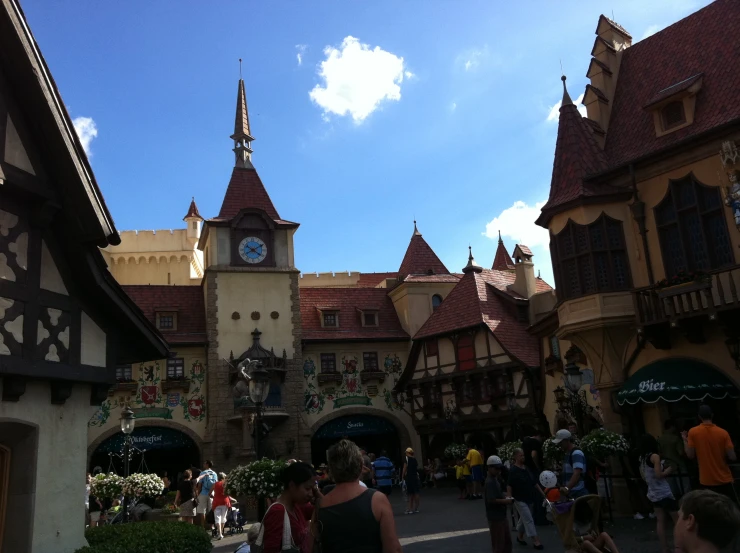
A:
211;472;231;540
261;462;317;553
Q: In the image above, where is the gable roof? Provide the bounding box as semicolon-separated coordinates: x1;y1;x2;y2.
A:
536;78;610;226
413;269;545;366
122;285;206;346
603;0;740;169
397;226;449;280
300;287;409;342
218;167;281;220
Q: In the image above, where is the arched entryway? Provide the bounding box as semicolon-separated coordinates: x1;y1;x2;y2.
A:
89;425;201;480
310;410;410;467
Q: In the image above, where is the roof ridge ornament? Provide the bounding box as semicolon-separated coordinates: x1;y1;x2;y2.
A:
413;220;421;236
463;245;483;274
561;75;574;107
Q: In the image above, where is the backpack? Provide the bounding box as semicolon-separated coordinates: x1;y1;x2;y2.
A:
568;450;598;494
201;470;217;494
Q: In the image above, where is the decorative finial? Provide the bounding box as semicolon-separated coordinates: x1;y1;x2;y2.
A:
239;58;242;79
498;230;502;243
561;75;573;106
413;220;421;236
463;245;483;274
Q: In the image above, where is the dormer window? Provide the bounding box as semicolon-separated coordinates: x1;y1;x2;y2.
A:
156;311;177;331
322;311;338;328
661;101;685;130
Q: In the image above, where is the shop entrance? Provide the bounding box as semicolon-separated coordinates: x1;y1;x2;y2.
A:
311;414;402;466
90;426;200;483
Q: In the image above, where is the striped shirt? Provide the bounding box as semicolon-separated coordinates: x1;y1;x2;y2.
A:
373;456;394;487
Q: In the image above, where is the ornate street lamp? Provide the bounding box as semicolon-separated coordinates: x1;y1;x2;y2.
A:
564;361;583;394
119;406;135;523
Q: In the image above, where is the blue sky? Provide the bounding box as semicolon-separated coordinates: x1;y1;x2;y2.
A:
22;0;711;285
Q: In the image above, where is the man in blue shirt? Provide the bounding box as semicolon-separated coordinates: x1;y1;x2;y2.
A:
195;460;217;528
373;450;395;496
553;429;588;499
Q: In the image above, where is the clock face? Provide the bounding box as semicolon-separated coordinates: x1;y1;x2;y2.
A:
238;236;268;264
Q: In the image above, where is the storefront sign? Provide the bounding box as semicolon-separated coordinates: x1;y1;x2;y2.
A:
314;414;397;439
132;407;173;420
638;379;665;393
333;396;372;408
95;426;195;453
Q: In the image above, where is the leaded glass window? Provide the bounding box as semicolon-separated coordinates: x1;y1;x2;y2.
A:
551;214;631;301
655;176;733;277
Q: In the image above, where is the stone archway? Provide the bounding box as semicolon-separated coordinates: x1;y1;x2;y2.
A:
309;407;413;465
87;419;205;468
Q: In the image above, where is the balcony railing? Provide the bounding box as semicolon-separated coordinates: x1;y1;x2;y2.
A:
633;267;740;326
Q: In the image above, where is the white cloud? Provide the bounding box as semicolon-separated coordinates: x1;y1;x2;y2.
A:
483;200;549;249
404;70;415;80
546;93;587;122
450;102;457;113
459;47;487;72
309;36;408;123
295;44;307;66
72;116;98;155
640;24;660;40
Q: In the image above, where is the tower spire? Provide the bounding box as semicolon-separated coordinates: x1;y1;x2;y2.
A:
560;75;573;107
463;245;483;274
231;61;255;169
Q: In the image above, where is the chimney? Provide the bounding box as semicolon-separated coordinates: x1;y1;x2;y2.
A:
510;245;536;299
584;15;633;139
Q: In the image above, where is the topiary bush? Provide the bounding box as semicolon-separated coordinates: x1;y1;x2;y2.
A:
75;521;212;553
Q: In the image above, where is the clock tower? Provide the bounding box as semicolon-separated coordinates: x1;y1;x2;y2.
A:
198;77;305;467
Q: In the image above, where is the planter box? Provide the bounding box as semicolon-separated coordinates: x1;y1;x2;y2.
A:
317;373;342;384
360;371;386;383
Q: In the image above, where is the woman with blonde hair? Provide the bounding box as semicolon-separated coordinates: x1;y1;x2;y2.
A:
402;447;421;514
313;439;401;553
211;472;231;540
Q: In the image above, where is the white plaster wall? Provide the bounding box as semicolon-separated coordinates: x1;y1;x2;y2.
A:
80;311;106;367
0;380;93;553
39;241;67;295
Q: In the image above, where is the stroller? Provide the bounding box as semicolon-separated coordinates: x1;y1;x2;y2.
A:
224;505;246;535
544;495;603;553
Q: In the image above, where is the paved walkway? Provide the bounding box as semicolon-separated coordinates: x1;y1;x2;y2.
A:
209;487;715;552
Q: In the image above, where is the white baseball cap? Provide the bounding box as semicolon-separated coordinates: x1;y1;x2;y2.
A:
486;455;503;467
552;429;572;444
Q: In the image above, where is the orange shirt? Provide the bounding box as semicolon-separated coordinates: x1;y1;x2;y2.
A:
687;423;735;486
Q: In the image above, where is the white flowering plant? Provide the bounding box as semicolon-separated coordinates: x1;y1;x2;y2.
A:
542;436;580;470
444;443;468;460
90;472;125;500
122;473;165;499
226;459;287;498
497;441;522;463
580;428;629;460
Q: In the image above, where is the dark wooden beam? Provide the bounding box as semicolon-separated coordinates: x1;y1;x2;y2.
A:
0;356;114;384
50;380;73;404
1;375;26;401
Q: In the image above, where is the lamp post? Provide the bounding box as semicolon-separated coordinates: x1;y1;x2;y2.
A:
506;381;518;440
119;406;135;523
561;359;591;437
248;362;270;520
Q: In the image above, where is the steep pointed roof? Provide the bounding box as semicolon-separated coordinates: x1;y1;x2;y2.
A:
397;224;449;280
492;231;515;270
536;76;609;227
218;167;280;220
231;78;253;142
183;197;203;220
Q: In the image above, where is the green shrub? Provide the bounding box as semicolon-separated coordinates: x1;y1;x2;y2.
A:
76;521;212;553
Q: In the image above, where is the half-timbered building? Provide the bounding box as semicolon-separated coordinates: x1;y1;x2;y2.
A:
0;1;168;551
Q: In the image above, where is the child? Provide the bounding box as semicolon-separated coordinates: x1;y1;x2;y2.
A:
674;490;740;553
572;501;621;553
455;459;466;499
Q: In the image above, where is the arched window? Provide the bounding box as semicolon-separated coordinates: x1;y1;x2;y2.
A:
550;214;631;301
655;175;733;277
432;294;443;310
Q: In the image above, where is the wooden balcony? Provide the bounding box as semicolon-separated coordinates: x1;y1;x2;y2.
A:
634;267;740;328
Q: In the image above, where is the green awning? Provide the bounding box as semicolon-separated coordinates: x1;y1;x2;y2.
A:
617;359;739;405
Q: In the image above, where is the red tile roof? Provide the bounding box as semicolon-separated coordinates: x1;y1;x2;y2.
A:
492;237;515;270
300;288;409;342
515;244;533;257
596;15;632;39
122;285;206;345
603;0;740;169
403;274;460;283
643;73;704;109
413;269;544;366
356;272;399;287
218;167;280;221
536;79;610;226
183;197;202;220
397;230;449;280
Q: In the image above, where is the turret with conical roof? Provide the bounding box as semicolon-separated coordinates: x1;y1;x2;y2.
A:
535;76;609;227
397;222;449;281
492;230;515;270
